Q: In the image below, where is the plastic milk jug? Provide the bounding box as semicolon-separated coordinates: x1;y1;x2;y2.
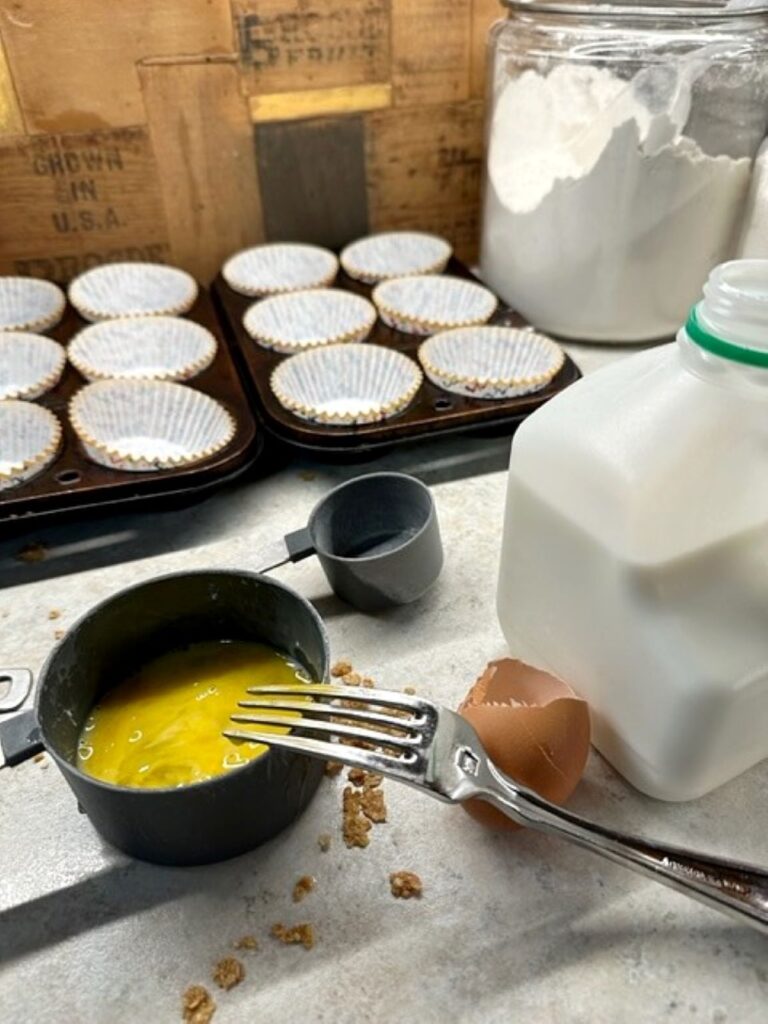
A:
497;259;768;800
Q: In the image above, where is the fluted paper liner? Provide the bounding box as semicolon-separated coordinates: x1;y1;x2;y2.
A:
243;288;376;353
419;326;565;399
223;243;338;297
0;401;62;490
68;316;217;383
69;379;236;472
458;658;590;831
270;342;422;425
0;332;66;400
0;278;65;333
373;275;497;335
68;263;198;322
340;232;452;284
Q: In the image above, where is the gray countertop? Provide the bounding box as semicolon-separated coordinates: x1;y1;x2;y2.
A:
0;342;765;1024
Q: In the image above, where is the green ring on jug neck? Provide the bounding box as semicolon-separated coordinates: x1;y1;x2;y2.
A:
686;305;768;369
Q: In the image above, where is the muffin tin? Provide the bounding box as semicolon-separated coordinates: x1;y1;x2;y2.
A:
212;256;581;457
0;284;260;525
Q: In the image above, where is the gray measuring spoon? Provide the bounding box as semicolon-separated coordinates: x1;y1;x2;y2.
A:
253;472;443;613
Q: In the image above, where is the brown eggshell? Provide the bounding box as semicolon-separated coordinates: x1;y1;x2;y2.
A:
458;658;590;831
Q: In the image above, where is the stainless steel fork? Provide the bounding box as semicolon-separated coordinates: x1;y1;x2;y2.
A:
224;682;768;935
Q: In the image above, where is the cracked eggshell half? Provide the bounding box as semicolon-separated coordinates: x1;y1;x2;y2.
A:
458;658;590;831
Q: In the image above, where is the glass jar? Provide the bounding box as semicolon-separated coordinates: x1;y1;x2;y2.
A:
479;1;768;342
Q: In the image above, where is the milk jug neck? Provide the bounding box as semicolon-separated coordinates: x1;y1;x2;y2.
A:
679;259;768;392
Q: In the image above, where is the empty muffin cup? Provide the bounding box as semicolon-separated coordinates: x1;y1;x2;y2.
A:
69;379;235;472
372;275;497;335
68;263;198;321
243;288;376;353
0;332;66;399
0;278;65;333
0;401;62;490
340;232;452;284
68;317;217;382
223;243;339;297
270;342;422;425
418;325;565;399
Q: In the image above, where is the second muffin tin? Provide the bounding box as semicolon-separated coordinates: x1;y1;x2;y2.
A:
212;257;581;457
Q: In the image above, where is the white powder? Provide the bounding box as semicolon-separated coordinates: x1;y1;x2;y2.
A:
480;64;751;342
737;138;768;258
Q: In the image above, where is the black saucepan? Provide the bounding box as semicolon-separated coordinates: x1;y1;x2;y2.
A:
0;570;329;866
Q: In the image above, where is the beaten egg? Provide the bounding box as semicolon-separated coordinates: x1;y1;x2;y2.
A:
76;639;309;789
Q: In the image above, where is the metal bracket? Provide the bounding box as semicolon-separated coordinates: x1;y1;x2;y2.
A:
0;669;33;713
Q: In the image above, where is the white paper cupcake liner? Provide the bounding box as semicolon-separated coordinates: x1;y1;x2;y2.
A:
0;401;62;490
69;380;236;472
0;332;66;400
223;243;338;297
341;232;452;284
68;316;217;383
68;263;198;322
0;278;65;333
270;343;422;425
243;288;377;353
372;275;497;335
418;326;565;399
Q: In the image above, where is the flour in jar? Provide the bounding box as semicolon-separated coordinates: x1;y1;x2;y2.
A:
480;64;751;342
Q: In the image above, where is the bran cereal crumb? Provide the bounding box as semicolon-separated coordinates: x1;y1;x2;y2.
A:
48;609;61;620
403;686;416;695
389;871;423;899
324;760;343;778
33;753;45;764
271;922;315;950
318;833;332;852
361;786;387;824
361;676;376;687
212;956;244;991
233;935;259;951
347;767;382;789
342;785;372;848
341;671;362;686
331;660;352;678
182;984;216;1024
292;875;316;902
16;542;47;564
53;629;65;640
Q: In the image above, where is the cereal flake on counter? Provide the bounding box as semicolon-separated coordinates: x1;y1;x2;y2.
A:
324;760;343;778
53;629;65;640
347;767;382;789
233;935;259;951
318;833;332;852
48;609;61;620
292;875;316;902
403;686;416;695
212;956;244;991
182;984;216;1024
361;786;387;824
390;871;423;899
342;785;372;848
271;922;315;950
331;660;352;678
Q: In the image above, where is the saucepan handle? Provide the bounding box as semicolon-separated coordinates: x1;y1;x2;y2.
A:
251;528;316;575
0;709;43;768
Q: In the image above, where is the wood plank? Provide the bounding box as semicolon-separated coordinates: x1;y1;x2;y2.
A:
0;128;170;282
470;0;504;99
391;0;471;107
250;82;391;123
234;0;391;95
139;58;264;284
1;0;235;133
0;34;24;136
365;101;484;262
256;116;368;248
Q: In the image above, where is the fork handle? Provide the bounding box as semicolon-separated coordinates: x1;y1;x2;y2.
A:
482;765;768;934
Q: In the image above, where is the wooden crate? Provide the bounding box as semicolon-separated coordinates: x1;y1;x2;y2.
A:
0;0;504;283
